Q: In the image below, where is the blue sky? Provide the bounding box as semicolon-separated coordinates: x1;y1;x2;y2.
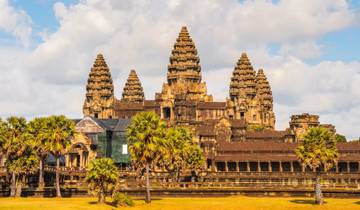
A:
6;0;360;63
0;0;360;139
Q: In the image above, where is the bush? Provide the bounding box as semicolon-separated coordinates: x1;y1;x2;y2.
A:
112;192;134;207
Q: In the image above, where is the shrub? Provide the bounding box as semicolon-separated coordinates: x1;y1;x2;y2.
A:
112;192;134;207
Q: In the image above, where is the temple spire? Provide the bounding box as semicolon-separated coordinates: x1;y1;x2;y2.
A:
121;69;145;103
256;69;273;108
229;53;256;100
83;53;114;119
167;26;202;86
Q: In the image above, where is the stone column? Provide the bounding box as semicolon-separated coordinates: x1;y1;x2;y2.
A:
225;161;228;172
79;153;83;168
246;161;250;172
236;162;239;172
257;161;261;172
279;161;283;172
212;160;216;172
336;162;339;173
347;162;350;173
268;161;272;172
290;161;294;172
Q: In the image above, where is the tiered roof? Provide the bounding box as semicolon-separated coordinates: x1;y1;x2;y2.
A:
167;26;202;85
85;54;114;101
121;69;144;103
255;69;273;108
229;53;256;100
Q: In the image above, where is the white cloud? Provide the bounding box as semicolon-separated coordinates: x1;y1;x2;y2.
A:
0;0;359;140
0;0;32;47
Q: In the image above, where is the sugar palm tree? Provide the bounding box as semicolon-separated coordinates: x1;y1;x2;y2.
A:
0;117;39;197
27;117;49;189
127;111;166;203
86;158;119;203
44;115;76;197
162;127;204;181
296;127;338;205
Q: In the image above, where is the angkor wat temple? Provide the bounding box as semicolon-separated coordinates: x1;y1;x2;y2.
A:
1;26;360;197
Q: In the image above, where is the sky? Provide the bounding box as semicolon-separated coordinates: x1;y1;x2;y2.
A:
0;0;360;139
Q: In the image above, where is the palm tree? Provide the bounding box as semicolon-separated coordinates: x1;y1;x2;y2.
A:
163;127;204;181
0;117;39;197
44;115;76;197
85;158;119;203
127;111;166;203
27;117;49;189
296;127;338;205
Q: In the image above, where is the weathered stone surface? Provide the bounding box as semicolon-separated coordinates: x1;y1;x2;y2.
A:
121;69;145;103
83;54;115;119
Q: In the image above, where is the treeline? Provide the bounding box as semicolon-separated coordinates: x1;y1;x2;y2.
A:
0;116;76;197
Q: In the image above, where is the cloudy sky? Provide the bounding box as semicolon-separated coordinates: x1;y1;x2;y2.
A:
0;0;360;139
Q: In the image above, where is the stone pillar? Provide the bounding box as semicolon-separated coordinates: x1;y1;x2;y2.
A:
290;161;294;172
65;155;69;167
225;161;228;172
279;161;283;172
268;161;272;172
79;153;83;168
257;161;260;172
246;161;250;172
212;160;216;172
347;162;350;173
336;162;339;173
236;162;239;172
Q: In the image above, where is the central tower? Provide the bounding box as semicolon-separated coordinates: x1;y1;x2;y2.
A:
156;26;212;123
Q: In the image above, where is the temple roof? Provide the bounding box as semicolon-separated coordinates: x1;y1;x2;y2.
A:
229;53;256;100
121;69;145;103
167;26;202;85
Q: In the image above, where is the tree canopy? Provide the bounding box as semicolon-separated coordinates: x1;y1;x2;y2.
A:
86;158;119;203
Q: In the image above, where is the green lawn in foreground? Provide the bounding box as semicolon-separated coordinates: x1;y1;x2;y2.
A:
0;196;360;210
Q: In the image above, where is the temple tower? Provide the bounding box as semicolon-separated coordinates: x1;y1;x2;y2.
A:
227;53;275;129
255;69;275;128
156;26;212;123
83;54;115;119
121;69;145;103
229;53;257;101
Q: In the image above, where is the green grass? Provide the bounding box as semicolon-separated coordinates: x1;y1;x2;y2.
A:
0;196;360;210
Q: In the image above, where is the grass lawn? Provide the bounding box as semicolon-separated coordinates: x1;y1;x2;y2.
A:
0;196;360;210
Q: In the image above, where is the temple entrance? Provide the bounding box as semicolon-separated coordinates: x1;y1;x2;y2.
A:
66;143;89;168
163;107;171;119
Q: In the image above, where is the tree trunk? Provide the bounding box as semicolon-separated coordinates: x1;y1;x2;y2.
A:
15;175;22;197
10;172;16;197
145;162;151;203
314;171;323;205
55;156;61;197
39;159;44;189
98;185;105;203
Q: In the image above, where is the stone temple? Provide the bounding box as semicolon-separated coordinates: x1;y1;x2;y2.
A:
67;26;360;193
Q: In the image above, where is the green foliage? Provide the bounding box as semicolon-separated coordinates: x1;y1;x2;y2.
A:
127;111;167;169
247;124;266;131
86;158;119;203
161;127;204;179
296;127;339;171
44;115;76;157
0;117;39;196
112;192;134;207
335;134;346;143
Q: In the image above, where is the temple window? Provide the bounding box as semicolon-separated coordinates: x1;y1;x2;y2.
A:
240;112;244;118
94;113;98;118
253;114;256;121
